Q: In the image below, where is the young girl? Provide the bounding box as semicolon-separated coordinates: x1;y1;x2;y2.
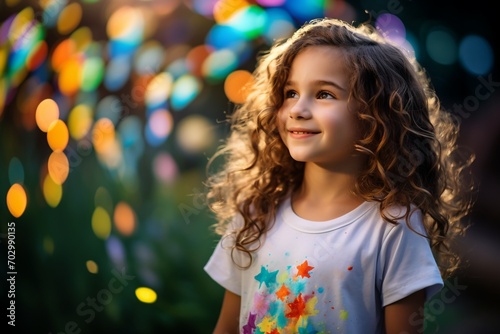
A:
203;18;473;333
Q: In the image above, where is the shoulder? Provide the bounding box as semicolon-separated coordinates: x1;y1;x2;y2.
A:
359;202;426;236
380;203;426;235
219;214;244;244
376;204;443;304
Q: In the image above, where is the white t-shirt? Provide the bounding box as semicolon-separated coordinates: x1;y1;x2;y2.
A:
204;197;444;333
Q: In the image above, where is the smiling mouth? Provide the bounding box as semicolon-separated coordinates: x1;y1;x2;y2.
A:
289;131;319;134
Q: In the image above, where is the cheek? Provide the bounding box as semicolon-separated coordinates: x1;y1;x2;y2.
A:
324;113;359;141
275;112;289;146
276;108;287;133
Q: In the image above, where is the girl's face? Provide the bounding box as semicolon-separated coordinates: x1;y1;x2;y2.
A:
277;45;363;171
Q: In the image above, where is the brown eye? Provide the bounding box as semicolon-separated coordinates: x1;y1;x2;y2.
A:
317;91;334;99
285;90;298;98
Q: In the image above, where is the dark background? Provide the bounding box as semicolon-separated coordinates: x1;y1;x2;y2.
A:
1;0;499;333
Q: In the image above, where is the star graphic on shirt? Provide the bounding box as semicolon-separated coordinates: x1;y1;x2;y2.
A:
257;315;276;333
296;260;314;278
286;293;306;319
242;312;257;334
254;266;279;288
276;284;290;301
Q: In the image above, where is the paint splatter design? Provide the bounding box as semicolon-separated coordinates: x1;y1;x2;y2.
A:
243;260;329;333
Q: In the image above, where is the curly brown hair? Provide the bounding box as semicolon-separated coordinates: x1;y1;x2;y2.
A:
205;18;474;278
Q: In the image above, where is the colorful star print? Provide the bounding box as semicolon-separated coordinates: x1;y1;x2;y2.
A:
276;284;290;301
254;265;279;288
246;259;323;332
296;260;314;278
286;293;306;319
242;312;257;334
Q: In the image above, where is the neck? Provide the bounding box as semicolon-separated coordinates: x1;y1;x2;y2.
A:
291;163;364;221
298;163;360;202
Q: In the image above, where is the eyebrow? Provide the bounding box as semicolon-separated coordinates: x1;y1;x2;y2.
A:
285;79;347;92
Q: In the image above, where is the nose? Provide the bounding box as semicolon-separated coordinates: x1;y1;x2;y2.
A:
288;98;312;119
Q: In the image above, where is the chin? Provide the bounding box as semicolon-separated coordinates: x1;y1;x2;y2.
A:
289;154;311;162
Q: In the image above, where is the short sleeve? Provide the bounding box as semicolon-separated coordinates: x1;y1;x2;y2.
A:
204;234;243;296
378;208;444;306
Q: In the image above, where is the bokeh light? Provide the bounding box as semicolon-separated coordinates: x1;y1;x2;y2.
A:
459;34;493;75
42;174;63;208
68;104;93;140
26;40;48;71
186;45;214;77
92;206;112;240
92;117;116;154
47;151;69;184
57;2;82;35
426;27;457;65
106;235;126;269
375;13;406;44
153;152;179;184
41;0;66;27
135;287;157;304
7;8;45;85
148;109;173;138
175;114;215;154
71;26;93;51
170;74;202;110
145;72;173;109
6;183;27;218
224;69;253;104
261;8;295;44
51;39;76;72
134;40;165;75
107;6;144;42
213;0;248;23
36;98;60;132
58;56;82;95
81;57;104;92
226;5;267;40
104;55;132;91
146;108;173;147
86;260;99;274
206;24;246;51
47;119;69;151
118;115;144;168
113;201;137;236
202;49;239;82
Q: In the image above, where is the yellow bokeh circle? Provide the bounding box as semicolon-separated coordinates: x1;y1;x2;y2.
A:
86;260;99;274
57;2;82;35
6;183;27;218
42;174;63;208
91;206;111;240
47;119;69;151
135;287;157;304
